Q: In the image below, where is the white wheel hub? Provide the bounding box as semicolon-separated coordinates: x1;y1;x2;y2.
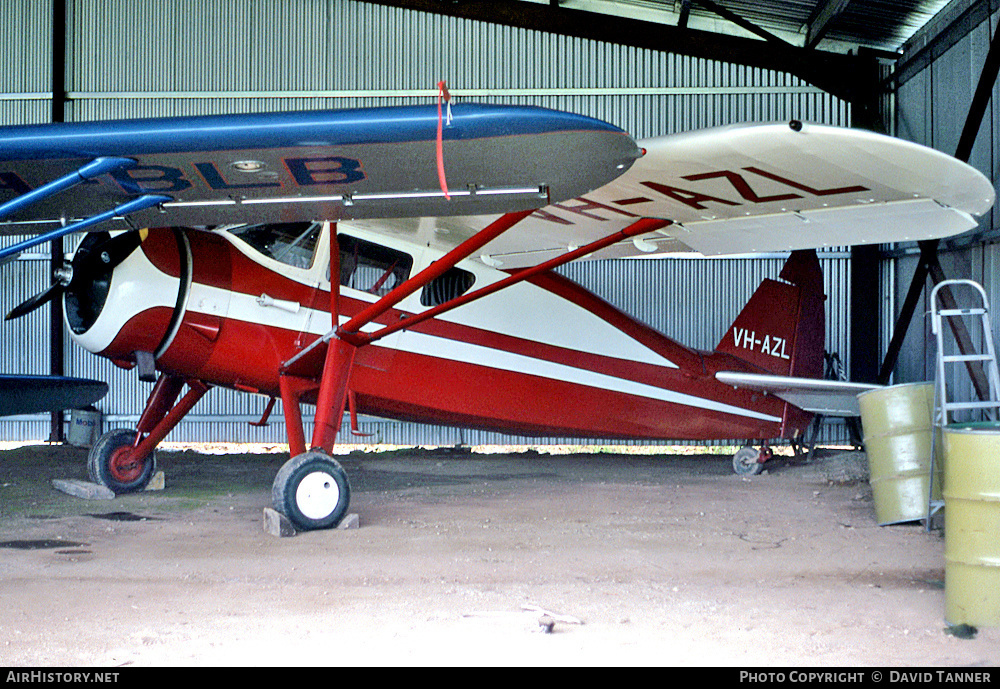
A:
295;470;341;520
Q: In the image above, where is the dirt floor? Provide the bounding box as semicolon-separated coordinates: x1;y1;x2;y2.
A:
0;442;998;667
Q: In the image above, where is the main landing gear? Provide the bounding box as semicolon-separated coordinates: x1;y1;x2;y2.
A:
87;376;209;495
88;428;156;493
271;451;351;531
84;372;355;532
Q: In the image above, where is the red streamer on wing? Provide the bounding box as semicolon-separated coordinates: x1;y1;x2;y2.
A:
436;80;451;200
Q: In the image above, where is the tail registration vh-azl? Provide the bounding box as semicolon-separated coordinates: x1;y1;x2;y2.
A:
0;99;993;530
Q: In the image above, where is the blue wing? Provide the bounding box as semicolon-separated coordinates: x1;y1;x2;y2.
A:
0;375;108;416
0;104;640;234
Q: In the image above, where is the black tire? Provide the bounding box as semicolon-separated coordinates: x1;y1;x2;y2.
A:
732;445;764;476
88;428;156;493
272;451;351;530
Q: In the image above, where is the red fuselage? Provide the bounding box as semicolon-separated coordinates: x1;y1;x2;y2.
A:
69;223;811;442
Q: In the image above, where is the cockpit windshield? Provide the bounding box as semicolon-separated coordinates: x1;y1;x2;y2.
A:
225;221;322;270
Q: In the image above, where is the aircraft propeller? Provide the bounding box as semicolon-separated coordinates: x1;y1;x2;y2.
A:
4;230;142;321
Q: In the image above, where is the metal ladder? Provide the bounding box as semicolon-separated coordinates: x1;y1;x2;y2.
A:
927;279;1000;528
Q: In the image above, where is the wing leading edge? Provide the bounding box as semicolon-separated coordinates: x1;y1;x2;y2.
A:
0;103;641;234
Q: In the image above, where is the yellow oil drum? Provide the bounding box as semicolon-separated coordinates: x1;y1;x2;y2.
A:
943;423;1000;627
857;383;942;526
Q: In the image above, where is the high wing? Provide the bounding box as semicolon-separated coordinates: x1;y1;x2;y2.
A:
0;374;108;416
345;121;996;268
0;103;641;258
0;108;992;268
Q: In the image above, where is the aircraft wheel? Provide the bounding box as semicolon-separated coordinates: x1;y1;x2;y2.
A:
88;428;156;493
732;446;764;476
272;451;351;531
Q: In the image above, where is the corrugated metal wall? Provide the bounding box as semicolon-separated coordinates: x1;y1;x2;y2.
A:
0;0;51;127
890;0;1000;400
1;0;855;446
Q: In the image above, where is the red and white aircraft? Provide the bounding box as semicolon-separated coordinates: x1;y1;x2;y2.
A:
0;100;993;530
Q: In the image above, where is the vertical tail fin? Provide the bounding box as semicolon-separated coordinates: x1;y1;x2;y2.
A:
715;250;825;379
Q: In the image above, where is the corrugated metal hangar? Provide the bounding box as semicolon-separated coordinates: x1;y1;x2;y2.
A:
4;0;1000;668
0;0;997;449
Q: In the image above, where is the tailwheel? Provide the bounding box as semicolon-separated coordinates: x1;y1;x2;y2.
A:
88;428;156;493
272;451;351;531
732;445;769;476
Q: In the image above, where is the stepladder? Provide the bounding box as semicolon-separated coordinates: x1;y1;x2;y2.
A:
928;279;1000;527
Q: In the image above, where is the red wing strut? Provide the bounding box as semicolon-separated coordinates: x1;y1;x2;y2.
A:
276;215;673;457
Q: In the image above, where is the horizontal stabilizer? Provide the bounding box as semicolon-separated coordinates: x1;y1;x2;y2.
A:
715;370;880;416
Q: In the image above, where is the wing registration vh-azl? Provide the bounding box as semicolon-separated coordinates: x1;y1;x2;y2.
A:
0;101;993;530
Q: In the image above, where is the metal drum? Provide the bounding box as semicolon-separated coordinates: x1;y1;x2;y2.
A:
857;383;941;526
943;423;1000;627
68;408;102;448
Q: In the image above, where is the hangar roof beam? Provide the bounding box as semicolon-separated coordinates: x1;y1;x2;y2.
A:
355;0;866;106
805;0;854;50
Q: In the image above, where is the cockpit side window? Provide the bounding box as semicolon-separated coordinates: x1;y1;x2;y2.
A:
227;222;322;269
336;233;413;297
420;267;476;306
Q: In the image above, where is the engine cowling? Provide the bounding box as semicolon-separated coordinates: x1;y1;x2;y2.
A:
65;228;189;369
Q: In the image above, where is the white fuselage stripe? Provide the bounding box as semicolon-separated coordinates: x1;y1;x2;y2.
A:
392;326;782;422
199;286;781;423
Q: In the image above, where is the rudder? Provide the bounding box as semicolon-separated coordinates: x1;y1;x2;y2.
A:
715;250;825;379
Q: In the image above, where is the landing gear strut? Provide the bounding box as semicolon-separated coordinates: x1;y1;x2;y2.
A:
88;374;208;494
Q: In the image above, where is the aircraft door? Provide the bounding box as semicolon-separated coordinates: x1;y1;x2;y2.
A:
291;223;335;351
334;229;414;372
